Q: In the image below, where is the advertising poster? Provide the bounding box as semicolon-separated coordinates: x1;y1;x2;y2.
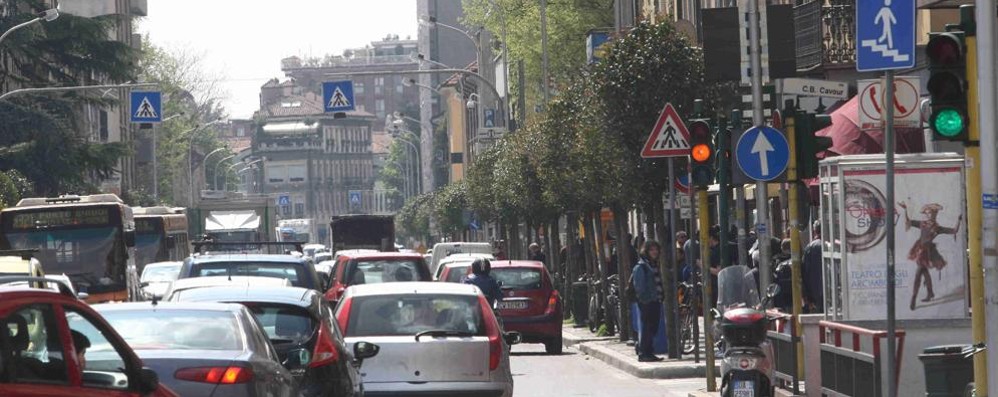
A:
843;165;967;320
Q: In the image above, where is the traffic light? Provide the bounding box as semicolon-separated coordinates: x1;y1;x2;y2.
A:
689;120;714;187
795;111;833;180
926;31;967;141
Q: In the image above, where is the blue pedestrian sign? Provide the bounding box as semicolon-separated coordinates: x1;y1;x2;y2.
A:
735;126;790;182
322;81;355;113
130;91;162;123
856;0;915;72
349;191;361;206
277;195;291;206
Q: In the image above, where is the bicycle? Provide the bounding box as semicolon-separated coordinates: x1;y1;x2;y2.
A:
678;269;702;355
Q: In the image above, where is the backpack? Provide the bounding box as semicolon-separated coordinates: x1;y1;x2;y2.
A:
625;261;646;302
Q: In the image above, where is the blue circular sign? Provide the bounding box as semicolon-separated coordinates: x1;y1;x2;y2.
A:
735;126;790;182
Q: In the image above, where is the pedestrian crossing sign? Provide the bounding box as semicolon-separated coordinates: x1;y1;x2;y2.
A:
130;91;162;123
323;81;355;113
641;102;691;158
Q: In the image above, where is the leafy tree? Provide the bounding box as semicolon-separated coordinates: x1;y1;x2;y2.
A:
433;181;469;238
396;193;432;241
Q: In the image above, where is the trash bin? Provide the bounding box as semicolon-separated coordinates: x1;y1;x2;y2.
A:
631;302;668;354
919;344;975;397
571;282;589;327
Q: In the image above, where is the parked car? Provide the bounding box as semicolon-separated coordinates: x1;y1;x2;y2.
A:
325;252;432;303
491;260;564;354
164;276;292;301
433;253;494;280
139;261;182;300
438;262;473;283
178;254;323;291
335;282;520;397
302;244;327;259
0;276;176;396
429;242;493;275
172;285;379;397
93;301;298;397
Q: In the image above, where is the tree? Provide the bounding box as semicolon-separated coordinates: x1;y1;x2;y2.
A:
396;193;432;242
433;181;470;238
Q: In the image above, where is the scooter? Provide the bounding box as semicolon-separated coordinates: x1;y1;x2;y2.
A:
711;265;779;397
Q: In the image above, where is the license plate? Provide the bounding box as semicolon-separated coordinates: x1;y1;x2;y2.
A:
733;380;755;397
498;301;527;310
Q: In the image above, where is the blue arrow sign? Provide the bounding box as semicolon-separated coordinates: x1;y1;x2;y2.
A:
855;0;915;72
130;91;162;123
736;126;790;182
323;81;355;113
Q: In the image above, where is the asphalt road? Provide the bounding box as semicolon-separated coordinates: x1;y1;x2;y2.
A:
510;343;705;397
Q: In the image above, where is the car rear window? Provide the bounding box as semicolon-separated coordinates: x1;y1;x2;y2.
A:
100;310;243;351
195;262;304;285
346;294;483;337
444;265;471;283
492;268;543;290
241;303;314;345
346;259;428;285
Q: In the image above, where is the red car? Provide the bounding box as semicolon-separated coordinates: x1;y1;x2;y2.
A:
0;276;177;397
324;252;433;303
490;261;564;354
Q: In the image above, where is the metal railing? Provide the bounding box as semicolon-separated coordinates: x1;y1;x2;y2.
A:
818;320;906;397
766;310;800;391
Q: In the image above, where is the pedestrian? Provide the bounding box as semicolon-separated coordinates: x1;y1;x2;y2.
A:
772;239;793;312
463;258;503;307
632;240;665;362
528;242;547;265
707;226;722;306
683;231;699;273
605;235;619;276
675;231;689;280
802;220;824;313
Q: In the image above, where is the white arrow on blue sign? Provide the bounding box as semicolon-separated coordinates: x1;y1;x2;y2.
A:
855;0;915;72
735;126;790;182
130;91;162;123
323;81;355;113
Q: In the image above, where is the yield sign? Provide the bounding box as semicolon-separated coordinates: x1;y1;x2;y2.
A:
641;103;690;158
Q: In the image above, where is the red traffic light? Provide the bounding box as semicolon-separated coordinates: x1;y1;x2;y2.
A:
926;33;963;65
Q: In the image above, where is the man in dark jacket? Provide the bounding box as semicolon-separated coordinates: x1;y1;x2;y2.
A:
802;221;824;313
464;259;503;307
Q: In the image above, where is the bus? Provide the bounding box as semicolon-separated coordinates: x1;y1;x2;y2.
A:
0;194;138;302
133;206;190;268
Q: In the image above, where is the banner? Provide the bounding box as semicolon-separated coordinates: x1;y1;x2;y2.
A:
843;166;967;320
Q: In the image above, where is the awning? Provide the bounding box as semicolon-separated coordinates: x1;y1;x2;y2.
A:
815;96;926;158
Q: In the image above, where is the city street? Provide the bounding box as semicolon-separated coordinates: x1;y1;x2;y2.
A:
511;344;703;397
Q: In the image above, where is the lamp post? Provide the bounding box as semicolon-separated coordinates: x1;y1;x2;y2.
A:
418;16;482;82
213;154;235;191
227;159;262;192
0;9;58;48
201;147;229;188
187;120;225;207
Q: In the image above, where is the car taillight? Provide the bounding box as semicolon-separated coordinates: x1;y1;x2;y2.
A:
310;322;340;368
336;297;353;332
544;291;559;316
175;366;253;384
478;295;501;371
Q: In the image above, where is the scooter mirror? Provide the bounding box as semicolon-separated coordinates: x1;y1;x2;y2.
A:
709;308;721;320
766;283;780;299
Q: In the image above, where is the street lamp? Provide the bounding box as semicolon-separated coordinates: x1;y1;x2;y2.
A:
225;159;262;192
0;8;58;48
466;93;480;110
213;154;235;191
187;119;225;207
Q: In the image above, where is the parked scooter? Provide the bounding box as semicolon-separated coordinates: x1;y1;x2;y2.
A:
711;265;779;397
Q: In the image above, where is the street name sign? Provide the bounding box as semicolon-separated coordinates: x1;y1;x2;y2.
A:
777;78;848;99
130;91;162;123
322;81;355;113
857;77;921;130
736;126;790;182
641;103;691;158
856;0;916;71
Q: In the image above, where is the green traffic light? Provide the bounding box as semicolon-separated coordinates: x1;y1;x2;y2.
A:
933;108;965;137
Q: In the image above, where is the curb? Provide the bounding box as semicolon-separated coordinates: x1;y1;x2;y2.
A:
562;328;615;347
687;391;718;397
571;339;708;379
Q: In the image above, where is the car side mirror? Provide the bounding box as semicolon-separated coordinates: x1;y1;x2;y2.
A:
504;331;523;346
140;281;150;288
137;367;159;394
282;348;310;369
353;341;380;361
76;292;89;300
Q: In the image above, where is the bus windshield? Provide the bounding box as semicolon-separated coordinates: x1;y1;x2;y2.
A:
3;227;119;291
135;233;161;268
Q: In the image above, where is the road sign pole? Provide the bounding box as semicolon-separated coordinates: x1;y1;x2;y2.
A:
697;187;716;392
976;1;998;395
748;0;773;289
784;104;804;394
668;158;681;359
884;69;898;397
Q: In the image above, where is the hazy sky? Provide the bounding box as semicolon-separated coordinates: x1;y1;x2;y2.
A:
139;0;418;119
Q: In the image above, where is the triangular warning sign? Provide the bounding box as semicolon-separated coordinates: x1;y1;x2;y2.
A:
133;96;158;119
328;86;351;108
641;103;691;158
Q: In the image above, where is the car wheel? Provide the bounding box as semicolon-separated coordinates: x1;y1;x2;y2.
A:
545;335;563;355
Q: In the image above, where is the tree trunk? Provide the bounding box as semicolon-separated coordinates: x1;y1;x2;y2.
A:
550;216;561;278
655;200;679;358
593;211;614;335
565;212;578;320
613;206;632;342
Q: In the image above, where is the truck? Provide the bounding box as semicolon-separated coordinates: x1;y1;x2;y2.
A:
188;193;276;243
329;215;395;253
277;218;314;243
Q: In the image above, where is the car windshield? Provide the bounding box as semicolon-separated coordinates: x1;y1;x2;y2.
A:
444;265;472;283
492;268;543;290
195;261;303;285
346;294;483;337
97;309;243;351
141;265;179;282
241;303;314;345
347;259;425;285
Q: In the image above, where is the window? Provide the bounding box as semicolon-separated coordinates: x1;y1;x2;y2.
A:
345;294;484;337
266;165;287;183
98;309;243;352
294;203;305;217
65;307;129;390
98;110;108;142
1;304;68;385
395;76;404;94
193;261;305;286
236;127;245;137
374;77;384;95
355;82;365;94
289;165;306;183
282;205;291;216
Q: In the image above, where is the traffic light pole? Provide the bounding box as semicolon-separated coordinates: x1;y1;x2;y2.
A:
696;187;716;392
976;1;998;396
784;105;804;394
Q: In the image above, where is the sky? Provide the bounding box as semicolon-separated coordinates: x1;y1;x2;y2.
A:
138;0;418;119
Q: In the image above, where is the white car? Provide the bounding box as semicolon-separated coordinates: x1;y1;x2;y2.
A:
433;253;495;280
335;282;519;397
164;275;291;301
139;261;182;300
429;243;494;275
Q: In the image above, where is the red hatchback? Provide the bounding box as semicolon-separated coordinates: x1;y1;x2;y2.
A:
0;277;177;397
490;261;563;354
324;252;433;303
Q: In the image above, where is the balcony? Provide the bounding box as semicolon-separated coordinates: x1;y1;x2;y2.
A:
795;0;855;71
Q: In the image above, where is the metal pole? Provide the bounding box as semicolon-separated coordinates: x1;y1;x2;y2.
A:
0;17;41;48
884;70;897;397
784;104;804;394
152;126;158;201
975;2;998;395
0;82;157;102
213;155;235;191
748;0;773;288
540;0;550;105
667;159;680;359
697;188;716;392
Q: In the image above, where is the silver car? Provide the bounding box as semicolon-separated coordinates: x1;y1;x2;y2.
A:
139;261;181;300
334;282;520;397
93;302;298;397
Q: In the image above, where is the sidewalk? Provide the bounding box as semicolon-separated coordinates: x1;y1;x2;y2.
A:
562;323;713;380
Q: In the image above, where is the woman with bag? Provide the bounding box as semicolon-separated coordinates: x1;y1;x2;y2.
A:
632;240;665;362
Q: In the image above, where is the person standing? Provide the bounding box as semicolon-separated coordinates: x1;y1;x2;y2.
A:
675;231;689;281
802;221;824;313
528;242;547;266
632;241;665;362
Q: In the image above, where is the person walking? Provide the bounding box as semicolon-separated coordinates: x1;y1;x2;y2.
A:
463;258;504;307
632;240;665;362
802;221;824;313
